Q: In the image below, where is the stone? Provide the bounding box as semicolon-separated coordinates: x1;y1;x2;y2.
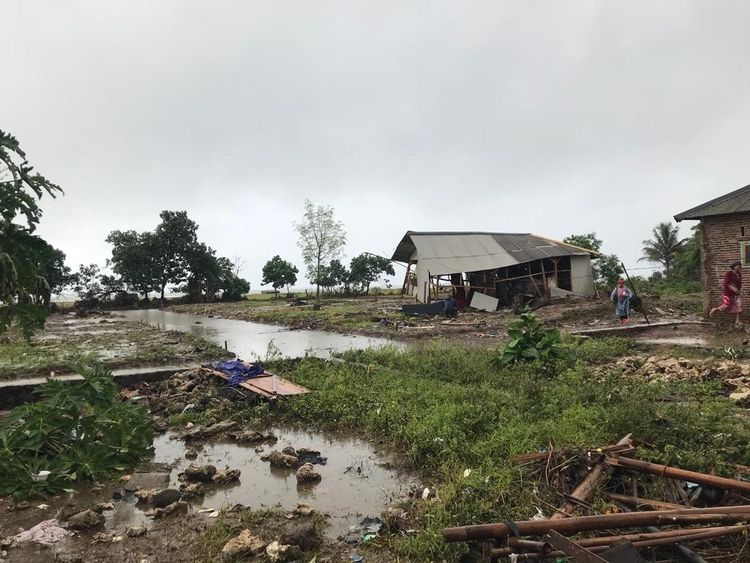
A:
126;526;147;538
123;472;170;492
282;446;297;457
267;451;298;469
296;448;327;465
179;483;205;500
184;448;198;460
182;464;217;482
94;502;114;513
230;430;276;444
134;489;157;504
220;529;266;559
265;541;303;562
67;509;105;530
212;469;241;486
296;463;321;484
152;501;188;519
153;489;182;508
281;522;320;551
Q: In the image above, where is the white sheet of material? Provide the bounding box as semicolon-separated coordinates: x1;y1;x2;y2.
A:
470;291;499;312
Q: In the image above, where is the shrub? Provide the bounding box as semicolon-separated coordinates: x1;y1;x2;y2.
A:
0;364;153;498
492;311;572;368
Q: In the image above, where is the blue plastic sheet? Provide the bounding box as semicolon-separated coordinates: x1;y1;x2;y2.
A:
212;359;264;386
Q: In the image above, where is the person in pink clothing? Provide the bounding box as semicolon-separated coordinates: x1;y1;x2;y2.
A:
710;261;743;326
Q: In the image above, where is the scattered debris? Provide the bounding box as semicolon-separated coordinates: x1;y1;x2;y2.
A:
181;464;217;483
150;501;188;519
153;488;182;509
13;519;70;545
213;468;241;485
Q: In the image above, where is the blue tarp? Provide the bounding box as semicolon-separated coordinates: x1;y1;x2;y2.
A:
212;359;264;387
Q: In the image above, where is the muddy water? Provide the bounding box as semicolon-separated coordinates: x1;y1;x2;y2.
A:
83;427;411;539
117;309;399;359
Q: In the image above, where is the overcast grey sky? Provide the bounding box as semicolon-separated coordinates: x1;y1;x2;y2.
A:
3;1;749;289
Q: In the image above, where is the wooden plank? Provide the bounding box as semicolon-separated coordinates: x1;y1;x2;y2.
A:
204;367;309;399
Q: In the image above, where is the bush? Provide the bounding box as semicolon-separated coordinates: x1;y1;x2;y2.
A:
0;364;153;498
492;311;572;368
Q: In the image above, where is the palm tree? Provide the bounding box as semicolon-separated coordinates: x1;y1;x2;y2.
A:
640;222;687;277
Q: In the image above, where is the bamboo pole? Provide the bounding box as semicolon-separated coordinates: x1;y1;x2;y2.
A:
608;455;750;495
443;505;750;543
605;492;687;511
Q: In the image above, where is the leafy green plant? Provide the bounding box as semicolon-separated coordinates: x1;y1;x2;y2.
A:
492;311;572;367
0;364;153;498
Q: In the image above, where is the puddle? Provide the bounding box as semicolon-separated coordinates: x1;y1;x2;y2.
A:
117;309;400;359
51;427;412;540
148;428;411;537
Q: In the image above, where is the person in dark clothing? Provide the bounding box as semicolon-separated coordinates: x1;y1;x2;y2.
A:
710;261;743;326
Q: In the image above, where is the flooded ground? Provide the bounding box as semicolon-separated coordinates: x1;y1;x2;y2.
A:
152;427;410;538
0;426;413;562
117;309;400;359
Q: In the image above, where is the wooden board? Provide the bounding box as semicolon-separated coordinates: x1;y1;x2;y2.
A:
204;367;310;399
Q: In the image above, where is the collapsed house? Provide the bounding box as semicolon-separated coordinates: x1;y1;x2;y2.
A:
391;231;597;308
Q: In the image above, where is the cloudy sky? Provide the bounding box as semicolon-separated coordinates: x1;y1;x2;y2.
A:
4;1;749;289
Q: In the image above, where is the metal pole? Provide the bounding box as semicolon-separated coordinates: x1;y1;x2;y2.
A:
621;262;650;324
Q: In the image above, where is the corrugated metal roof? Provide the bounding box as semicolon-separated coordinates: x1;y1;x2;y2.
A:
391;231;595;275
675;183;750;221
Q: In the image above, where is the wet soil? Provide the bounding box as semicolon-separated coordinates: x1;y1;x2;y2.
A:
0;313;230;380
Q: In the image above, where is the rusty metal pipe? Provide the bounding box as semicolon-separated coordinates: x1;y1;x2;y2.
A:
443;505;750;542
507;538;552;552
608;456;750;495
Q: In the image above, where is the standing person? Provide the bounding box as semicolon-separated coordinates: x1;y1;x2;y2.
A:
611;279;633;324
710;261;743;326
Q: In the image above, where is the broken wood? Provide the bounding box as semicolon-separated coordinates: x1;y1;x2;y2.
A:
605;492;687;511
608;455;750;495
443;504;750;542
511;443;635;463
549;434;632;520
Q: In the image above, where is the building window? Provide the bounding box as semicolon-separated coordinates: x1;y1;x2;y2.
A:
741;241;750;265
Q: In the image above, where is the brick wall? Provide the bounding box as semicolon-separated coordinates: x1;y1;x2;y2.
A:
701;213;750;318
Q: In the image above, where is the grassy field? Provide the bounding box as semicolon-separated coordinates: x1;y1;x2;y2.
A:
178;336;750;561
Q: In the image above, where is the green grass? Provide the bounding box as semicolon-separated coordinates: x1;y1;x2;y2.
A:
250;342;750;561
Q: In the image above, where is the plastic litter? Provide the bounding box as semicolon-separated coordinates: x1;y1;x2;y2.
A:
13;519;70;545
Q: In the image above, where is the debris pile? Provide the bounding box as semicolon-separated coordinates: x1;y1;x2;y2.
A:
444;435;750;561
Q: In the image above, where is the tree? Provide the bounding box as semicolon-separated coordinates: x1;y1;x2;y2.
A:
0;129;63;337
106;230;158;300
640;222;687;277
348;253;395;294
563;232;621;287
262;256;299;296
71;264;103;306
672;225;701;282
294;200;347;299
152;211;199;300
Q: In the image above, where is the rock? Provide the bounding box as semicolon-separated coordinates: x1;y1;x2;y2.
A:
267;451;298;468
134;489;157;504
220;529;266;560
185;420;238;441
182;464;217;482
230;430;276;444
68;509;105;530
213;469;241;486
281;522;321;551
152;501;188;519
265;541;303;562
94;502;115;513
297;448;327;465
282;446;297;457
126;526;147;538
153;489;182;509
123;472;170;492
296;463;321;484
179;482;205;500
184;448;198;460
